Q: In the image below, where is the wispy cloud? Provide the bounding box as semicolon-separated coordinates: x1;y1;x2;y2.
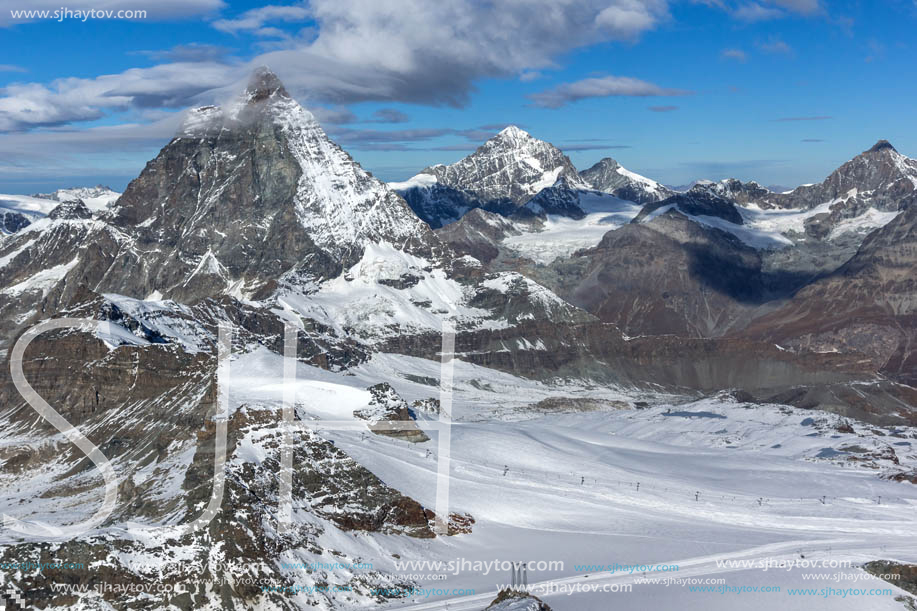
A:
365;108;410;124
775;116;832;121
648;105;679;112
703;0;822;21
721;48;747;62
325;123;511;150
0;64;26;72
138;43;232;63
562;142;632;151
310;106;358;125
734;3;784;21
0;115;181;184
212;4;309;36
0;62;237;130
1;0;681;133
758;37;793;55
772;0;820;15
801;138;825;142
529;75;692;108
330;127;454;146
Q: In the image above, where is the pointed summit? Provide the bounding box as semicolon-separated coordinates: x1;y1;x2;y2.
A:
181;66;313;136
866;139;896;154
108;66;435;301
245;66;290;102
495;125;531;140
580;157;672;205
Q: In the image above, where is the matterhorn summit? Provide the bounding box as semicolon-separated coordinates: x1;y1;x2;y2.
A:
97;67;439;301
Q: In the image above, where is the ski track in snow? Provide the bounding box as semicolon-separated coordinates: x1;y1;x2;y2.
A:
219;350;917;610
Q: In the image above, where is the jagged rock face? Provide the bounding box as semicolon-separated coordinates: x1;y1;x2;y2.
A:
381;313;904;422
423;126;588;207
0;323;442;609
396;126;589;227
398;179;479;229
720;141;917;237
742;203;917;384
0;68;447;352
776;141;917;210
580;157;673;204
100;67;438;302
634;186;744;225
354;382;430;442
694;178;774;206
47;199;93;220
434;208;522;264
519;177;588;219
0;214;104;349
0;209;30;234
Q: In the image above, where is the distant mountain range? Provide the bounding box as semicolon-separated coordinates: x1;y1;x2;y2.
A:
0;68;914;609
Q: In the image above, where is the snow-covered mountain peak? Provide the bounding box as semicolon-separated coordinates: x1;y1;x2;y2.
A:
584;157;623;172
230;66;316;125
244;65;290;102
31;185;121;213
394;125;589;227
95;67;438;301
182;68;317;137
580;157;673;205
492;124;533;144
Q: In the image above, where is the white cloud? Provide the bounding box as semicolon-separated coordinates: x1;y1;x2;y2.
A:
0;0;676;132
0;62;238;130
529;75;692;108
212;4;309;35
254;0;673;106
595;0;669;38
0;64;26;72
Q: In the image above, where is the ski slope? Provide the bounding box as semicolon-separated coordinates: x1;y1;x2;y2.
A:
230;350;917;610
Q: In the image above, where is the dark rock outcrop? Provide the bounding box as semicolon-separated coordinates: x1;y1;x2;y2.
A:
0;208;30;234
47;198;93;220
741;202;917;385
580;157;673;204
633;186;744;225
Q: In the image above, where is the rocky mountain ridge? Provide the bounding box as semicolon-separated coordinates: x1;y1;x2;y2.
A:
0;67;915;611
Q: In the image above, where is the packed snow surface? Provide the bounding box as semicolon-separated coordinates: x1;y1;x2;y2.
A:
504;193;642;264
222;348;917;610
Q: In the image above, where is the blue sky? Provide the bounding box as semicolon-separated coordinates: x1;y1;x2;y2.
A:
1;0;915;192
